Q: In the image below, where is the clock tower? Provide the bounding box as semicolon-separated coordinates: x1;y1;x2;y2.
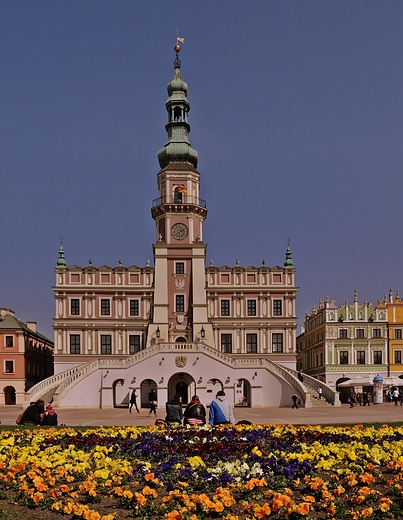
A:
149;45;213;346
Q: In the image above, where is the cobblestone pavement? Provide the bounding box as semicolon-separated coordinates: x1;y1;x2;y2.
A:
1;402;403;427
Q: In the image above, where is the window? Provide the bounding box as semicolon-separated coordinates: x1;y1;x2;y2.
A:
247;300;256;316
357;351;365;364
373;351;382;364
394;350;402;364
272;333;283;353
246;333;257;353
356;329;365;338
5;360;14;373
130;300;139;316
221;334;232;353
175;262;185;275
273;300;282;316
174;187;183;203
101;299;110;316
101;335;112;355
339;329;348;339
396;329;402;339
5;336;13;348
71;299;80;315
129;335;141;354
221;300;230;316
373;328;381;338
176;295;185;313
70;335;80;354
340;351;349;364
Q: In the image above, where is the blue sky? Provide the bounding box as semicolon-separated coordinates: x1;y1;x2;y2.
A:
1;1;402;339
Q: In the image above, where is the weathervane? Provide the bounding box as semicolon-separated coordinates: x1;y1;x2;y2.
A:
59;235;64;245
287;237;291;247
174;28;184;68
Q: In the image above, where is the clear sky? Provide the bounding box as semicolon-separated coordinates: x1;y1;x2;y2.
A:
1;1;402;340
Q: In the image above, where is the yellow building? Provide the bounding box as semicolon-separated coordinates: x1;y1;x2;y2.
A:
387;289;403;376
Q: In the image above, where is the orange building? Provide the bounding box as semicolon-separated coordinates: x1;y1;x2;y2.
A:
0;308;54;405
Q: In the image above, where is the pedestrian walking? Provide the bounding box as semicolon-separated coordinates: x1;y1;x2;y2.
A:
393;388;400;406
148;388;158;417
318;386;323;399
129;389;140;413
298;370;304;383
291;393;299;409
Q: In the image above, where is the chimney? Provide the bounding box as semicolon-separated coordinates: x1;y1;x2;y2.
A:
26;321;37;333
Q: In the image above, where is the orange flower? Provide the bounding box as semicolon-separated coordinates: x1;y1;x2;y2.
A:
327;503;336;515
135;492;147;506
214;501;224;512
253;503;271;518
142;485;157;498
380;497;392;512
284;487;294;496
333;485;345;496
32;491;44;503
355;495;365;504
59;484;69;493
296;502;310;515
145;472;155;481
361;507;373;517
309;477;324;490
358;486;371;496
123;490;133;499
359;473;375;484
166;511;181;520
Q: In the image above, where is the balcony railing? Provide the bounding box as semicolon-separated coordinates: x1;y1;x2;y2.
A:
152;195;207;208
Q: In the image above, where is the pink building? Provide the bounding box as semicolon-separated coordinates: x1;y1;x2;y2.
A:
0;308;53;405
27;46;313;409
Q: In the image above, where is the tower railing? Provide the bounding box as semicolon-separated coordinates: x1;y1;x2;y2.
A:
152;195;206;208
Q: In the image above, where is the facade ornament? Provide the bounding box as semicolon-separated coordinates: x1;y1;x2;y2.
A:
236;259;240;266
175;356;187;368
210;259;214;266
146;259;150;266
175;278;185;290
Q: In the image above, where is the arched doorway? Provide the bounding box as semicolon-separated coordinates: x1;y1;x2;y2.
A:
168;373;195;405
235;379;251;407
4;386;16;405
112;378;126;408
140;379;158;409
176;337;187;343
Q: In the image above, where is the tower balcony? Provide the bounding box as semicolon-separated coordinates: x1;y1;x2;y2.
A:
151;195;207;219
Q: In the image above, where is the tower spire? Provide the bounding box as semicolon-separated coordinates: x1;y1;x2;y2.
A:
157;44;198;169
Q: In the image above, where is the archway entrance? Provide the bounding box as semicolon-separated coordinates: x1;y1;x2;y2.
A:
235;378;251;407
168;373;195;405
140;379;158;409
4;386;16;405
112;378;126;408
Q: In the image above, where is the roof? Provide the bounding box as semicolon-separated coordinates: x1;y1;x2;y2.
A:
0;312;53;344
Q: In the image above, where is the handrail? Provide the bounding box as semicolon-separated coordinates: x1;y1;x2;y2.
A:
152;196;207;208
27;343;334;408
281;367;341;406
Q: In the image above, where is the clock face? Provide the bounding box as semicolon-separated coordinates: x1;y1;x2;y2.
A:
171;223;188;240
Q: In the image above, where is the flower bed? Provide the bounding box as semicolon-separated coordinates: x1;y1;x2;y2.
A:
0;423;403;518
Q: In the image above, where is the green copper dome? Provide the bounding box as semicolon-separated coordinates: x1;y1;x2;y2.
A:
56;245;67;268
284;246;294;269
158;47;198;169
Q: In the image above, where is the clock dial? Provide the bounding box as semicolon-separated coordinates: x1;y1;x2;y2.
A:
171;223;188;240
